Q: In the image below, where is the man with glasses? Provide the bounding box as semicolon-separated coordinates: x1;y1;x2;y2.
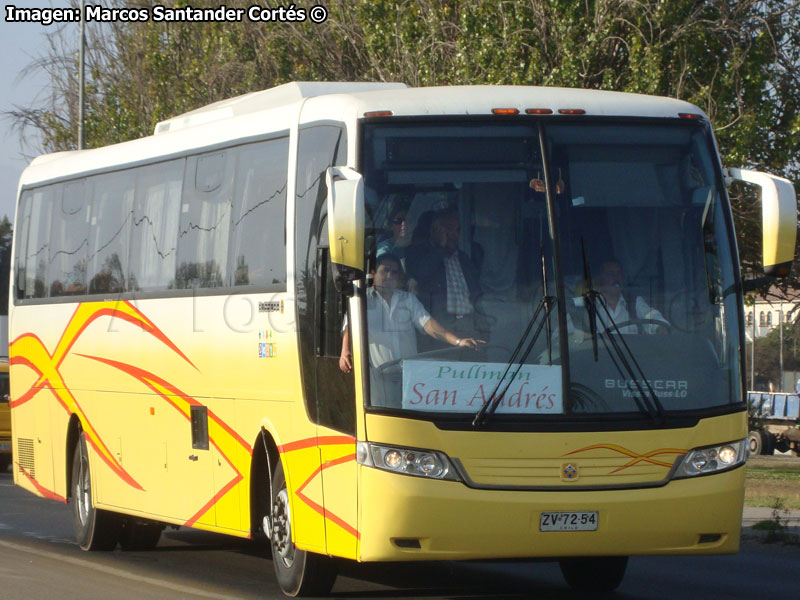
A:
377;200;411;264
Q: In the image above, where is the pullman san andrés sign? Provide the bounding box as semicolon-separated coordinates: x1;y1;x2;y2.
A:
401;360;563;413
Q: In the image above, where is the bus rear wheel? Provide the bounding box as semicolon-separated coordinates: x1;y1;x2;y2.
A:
70;433;121;551
119;517;164;550
269;460;337;596
559;556;628;593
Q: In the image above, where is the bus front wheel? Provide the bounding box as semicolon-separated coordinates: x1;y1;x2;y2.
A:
70;433;121;551
559;556;628;593
269;459;337;597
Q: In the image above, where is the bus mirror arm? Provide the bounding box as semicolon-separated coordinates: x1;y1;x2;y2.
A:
741;275;776;295
326;166;366;295
332;266;357;297
724;168;797;278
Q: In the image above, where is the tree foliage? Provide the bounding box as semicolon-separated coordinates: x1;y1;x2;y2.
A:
746;323;800;390
0;217;12;315
7;0;800;284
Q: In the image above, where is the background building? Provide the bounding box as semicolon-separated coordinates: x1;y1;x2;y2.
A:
745;286;800;338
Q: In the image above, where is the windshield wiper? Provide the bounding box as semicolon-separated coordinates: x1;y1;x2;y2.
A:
594;301;666;424
473;250;555;428
581;240;600;362
579;241;666;425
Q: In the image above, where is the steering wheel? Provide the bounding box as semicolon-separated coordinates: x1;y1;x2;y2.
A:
569;383;611;412
601;318;671;335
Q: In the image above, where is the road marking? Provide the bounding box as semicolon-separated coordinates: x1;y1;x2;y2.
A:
0;539;242;599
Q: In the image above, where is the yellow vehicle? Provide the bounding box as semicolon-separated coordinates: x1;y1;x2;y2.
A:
10;83;796;595
0;359;10;472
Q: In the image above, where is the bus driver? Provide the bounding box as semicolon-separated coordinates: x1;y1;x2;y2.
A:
585;258;669;335
339;253;484;405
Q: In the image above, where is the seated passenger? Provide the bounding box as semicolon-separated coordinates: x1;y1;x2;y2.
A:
405;209;485;345
376;200;411;264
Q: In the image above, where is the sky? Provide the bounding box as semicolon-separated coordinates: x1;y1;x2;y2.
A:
1;0;72;223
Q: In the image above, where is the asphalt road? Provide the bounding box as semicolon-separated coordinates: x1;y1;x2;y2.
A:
0;464;798;600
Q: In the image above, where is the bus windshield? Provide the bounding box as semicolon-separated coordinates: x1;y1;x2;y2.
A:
361;119;742;423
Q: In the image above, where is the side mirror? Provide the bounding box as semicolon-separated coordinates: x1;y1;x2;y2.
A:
325;166;365;294
726;168;797;277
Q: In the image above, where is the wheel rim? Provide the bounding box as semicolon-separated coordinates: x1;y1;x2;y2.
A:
76;452;91;526
271;487;295;567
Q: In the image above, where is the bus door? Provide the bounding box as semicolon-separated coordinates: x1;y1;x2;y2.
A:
313;223;359;558
295;123;358;557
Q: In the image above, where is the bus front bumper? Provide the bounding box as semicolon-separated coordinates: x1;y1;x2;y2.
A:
357;465;744;561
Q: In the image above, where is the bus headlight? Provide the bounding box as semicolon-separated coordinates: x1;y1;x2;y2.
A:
357;442;460;481
674;439;748;479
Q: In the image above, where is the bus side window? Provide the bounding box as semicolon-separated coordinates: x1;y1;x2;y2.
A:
229;136;289;289
16;187;55;300
295;123;354;435
175;151;234;289
49;180;89;297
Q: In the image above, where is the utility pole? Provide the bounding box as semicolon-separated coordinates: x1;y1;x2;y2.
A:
751;301;756;390
779;303;784;391
78;0;85;150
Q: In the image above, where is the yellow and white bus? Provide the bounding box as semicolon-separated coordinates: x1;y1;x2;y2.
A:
10;83;796;595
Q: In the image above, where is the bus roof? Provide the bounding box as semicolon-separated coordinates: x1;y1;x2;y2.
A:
19;83;705;188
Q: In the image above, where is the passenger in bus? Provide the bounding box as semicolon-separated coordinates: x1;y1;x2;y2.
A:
584;258;669;334
376;199;411;265
339;253;484;405
405;209;486;348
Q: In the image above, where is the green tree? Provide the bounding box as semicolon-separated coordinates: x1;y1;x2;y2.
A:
0;217;13;315
747;322;800;390
6;0;799;285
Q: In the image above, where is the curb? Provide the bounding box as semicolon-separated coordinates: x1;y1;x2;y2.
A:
742;506;800;545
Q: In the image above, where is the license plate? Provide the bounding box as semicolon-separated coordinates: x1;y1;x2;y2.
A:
0;443;9;452
540;511;598;531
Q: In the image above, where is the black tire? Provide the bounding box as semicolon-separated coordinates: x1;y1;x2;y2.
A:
0;454;10;472
70;433;121;551
270;459;337;597
760;430;775;456
119;517;163;551
559;556;628;593
748;430;763;456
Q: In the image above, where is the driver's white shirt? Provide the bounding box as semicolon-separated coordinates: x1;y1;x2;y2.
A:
366;286;431;368
595;294;667;334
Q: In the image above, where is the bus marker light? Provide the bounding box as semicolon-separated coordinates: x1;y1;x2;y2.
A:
679;113;704;120
558;109;586;115
492;108;519;115
525;108;554;115
364;110;393;118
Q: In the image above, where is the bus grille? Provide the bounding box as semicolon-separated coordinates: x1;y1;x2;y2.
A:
16;438;35;478
457;453;682;488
